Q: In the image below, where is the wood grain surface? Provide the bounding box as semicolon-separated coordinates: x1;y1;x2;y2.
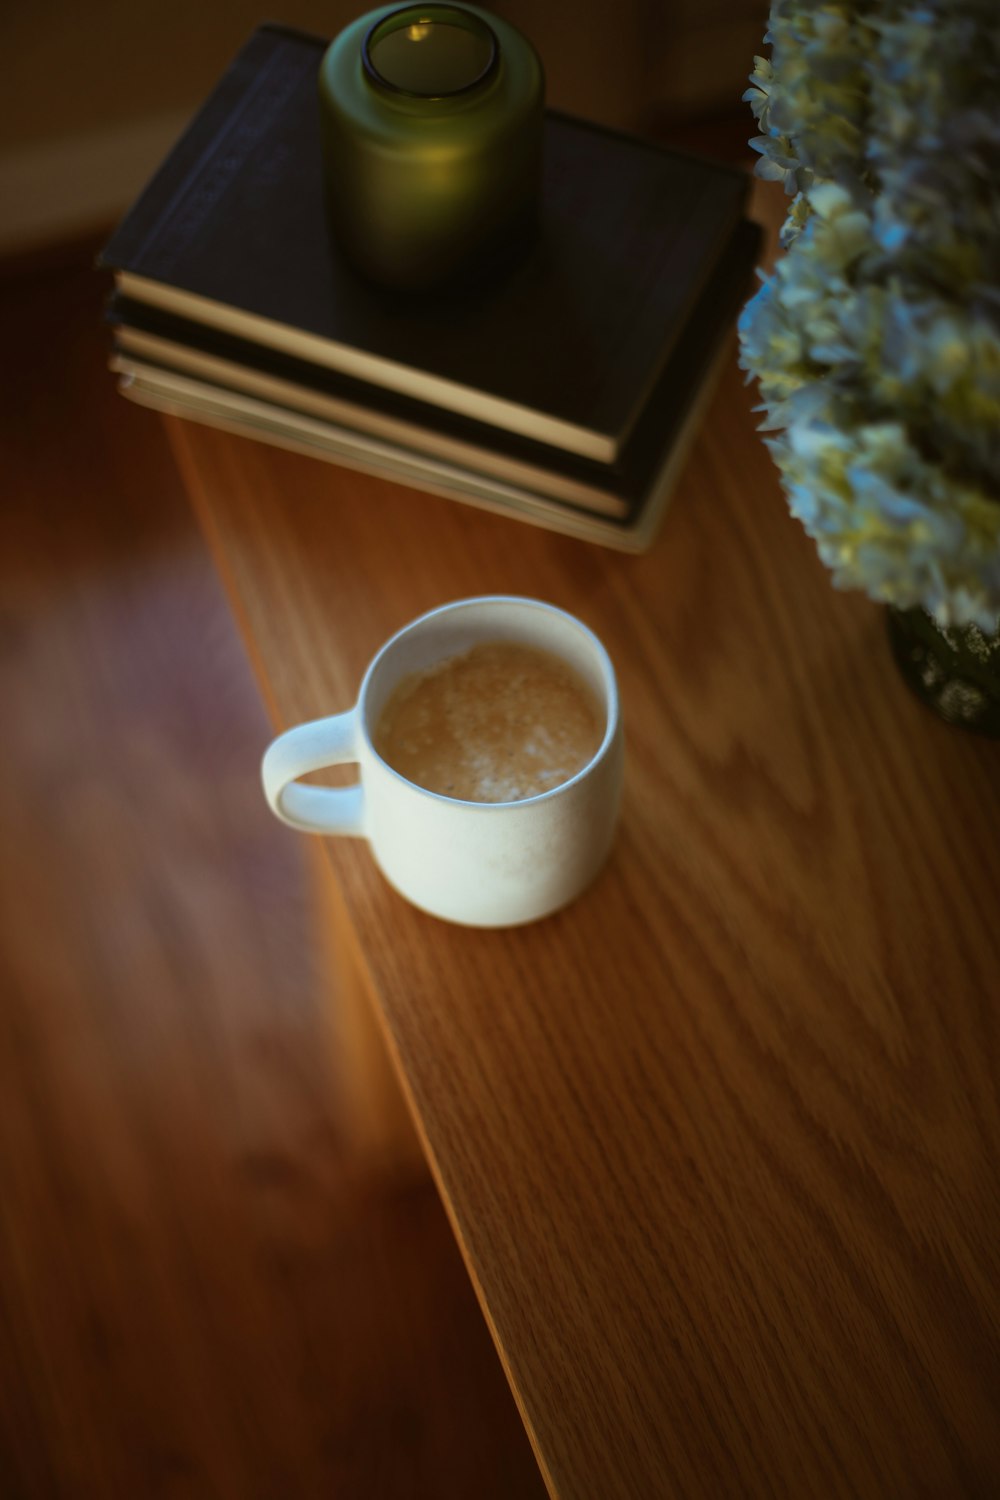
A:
164;184;1000;1499
0;253;547;1499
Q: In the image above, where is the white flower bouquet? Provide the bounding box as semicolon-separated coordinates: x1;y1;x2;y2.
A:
738;0;1000;634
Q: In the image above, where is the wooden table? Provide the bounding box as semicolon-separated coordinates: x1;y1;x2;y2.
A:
164;223;1000;1496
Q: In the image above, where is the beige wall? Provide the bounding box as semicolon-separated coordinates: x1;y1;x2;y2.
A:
0;0;765;251
0;2;364;150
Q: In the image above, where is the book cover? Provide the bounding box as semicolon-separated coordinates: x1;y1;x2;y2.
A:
109;219;761;526
100;23;749;464
110;220;760;550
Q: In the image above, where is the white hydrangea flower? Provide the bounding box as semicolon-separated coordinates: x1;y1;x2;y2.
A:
738;0;1000;629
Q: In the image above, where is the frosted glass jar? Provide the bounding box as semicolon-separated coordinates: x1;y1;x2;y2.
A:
318;3;545;289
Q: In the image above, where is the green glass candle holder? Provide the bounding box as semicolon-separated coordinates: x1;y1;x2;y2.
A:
318;3;545;290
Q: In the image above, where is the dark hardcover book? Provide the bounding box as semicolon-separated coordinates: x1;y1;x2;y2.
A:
110;220;761;549
108;218;760;522
99;23;749;466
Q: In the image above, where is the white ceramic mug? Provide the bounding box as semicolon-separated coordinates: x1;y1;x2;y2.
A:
261;595;623;927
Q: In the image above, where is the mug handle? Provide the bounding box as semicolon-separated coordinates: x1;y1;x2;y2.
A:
261;710;366;837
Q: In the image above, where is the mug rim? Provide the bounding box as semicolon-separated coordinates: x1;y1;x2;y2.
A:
357;594;619;809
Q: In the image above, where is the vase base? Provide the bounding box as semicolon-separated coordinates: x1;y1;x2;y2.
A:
886;607;1000;738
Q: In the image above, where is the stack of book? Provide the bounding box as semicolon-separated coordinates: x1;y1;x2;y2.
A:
101;23;761;551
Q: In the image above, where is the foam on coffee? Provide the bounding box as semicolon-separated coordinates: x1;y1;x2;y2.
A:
373;640;604;802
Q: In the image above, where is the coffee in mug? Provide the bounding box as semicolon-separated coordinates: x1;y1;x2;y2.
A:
372;640;604;803
261;596;623;927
